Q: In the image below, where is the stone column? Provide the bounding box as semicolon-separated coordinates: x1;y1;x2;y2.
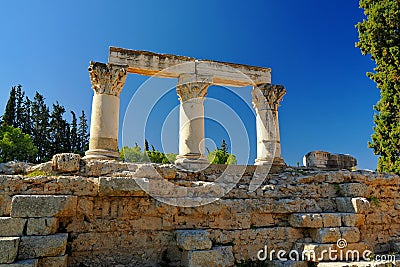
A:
252;84;286;166
175;73;212;168
84;62;127;160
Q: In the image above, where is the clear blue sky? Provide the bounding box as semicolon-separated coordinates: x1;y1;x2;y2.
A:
0;0;379;169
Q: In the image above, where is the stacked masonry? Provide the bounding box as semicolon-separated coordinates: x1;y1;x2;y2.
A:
0;195;77;267
1;155;400;266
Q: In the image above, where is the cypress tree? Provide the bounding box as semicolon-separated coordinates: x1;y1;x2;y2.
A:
49;102;70;155
77;110;89;154
15;84;25;129
31;92;50;162
356;0;400;173
3;86;17;127
70;111;78;153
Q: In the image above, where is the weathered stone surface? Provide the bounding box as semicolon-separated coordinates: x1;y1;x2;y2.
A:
289;213;323;228
175;230;212;251
37;255;67;267
336;197;370;213
27;217;58;236
98;177;144;196
0;218;26;236
11;195;77;218
0;162;29;175
185;246;234;267
303;151;357;170
310;228;341;243
0;237;20;264
340;227;361;243
322;213;342;227
52;153;81;173
338;183;370;197
0;259;38;267
26;161;52;175
17;234;67;259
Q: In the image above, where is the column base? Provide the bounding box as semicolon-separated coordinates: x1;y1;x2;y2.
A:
255;157;286;173
175;155;209;172
83;149;120;160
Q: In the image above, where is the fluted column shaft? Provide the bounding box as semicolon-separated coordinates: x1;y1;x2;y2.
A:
84;62;127;160
252;84;286;166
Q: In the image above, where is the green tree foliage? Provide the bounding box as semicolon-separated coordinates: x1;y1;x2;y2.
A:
208;140;237;165
0;125;37;163
77;110;89;154
1;86;90;162
3;86;16;127
70;111;78;153
356;0;400;173
120;141;177;164
49;102;70;155
31;92;51;162
120;144;145;162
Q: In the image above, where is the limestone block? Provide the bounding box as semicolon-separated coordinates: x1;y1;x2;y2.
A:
288;213;323;228
351;197;370;213
338;183;370;197
185;246;234;267
340;227;361;243
0;218;26;236
38;255;67;267
26;162;52;175
0;162;29;175
175;230;212;251
321;213;342;227
0;237;19;264
0;259;38;267
11;195;77;218
27;218;58;236
52;153;81;173
98;177;143;196
336;197;370;213
310;228;341;243
17;234;67;259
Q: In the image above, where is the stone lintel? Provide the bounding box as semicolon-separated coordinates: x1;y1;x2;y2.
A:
108;46;271;86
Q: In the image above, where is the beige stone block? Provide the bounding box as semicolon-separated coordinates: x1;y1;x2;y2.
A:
185;246;234;267
288;213;323;228
0;259;38;267
98;177;143;196
38;255;67;267
338;183;370;197
0;237;19;264
340;227;361;243
310;228;341;243
11;195;77;218
322;213;342;227
52;153;81;173
27;218;58;236
336;197;370;213
17;234;67;260
175;230;212;251
0;217;26;236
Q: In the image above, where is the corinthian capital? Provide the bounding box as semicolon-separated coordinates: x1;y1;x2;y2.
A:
88;62;127;96
252;84;286;110
176;73;212;102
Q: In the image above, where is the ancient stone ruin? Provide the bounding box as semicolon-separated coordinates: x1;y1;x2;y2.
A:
0;48;399;267
304;151;358;171
84;47;286;169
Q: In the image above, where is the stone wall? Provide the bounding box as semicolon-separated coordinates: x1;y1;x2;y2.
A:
0;158;399;266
